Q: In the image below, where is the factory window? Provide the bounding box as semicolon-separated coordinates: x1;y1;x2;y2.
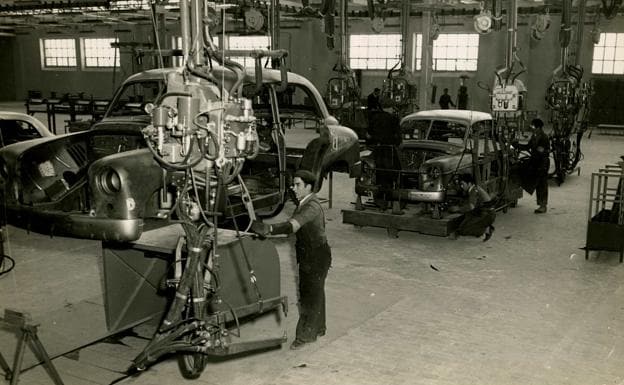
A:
432;33;479;71
349;34;403;70
592;33;624;75
82;38;120;69
41;38;77;68
227;35;271;68
172;36;219;67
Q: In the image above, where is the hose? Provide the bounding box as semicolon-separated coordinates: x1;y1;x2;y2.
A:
145;134;206;171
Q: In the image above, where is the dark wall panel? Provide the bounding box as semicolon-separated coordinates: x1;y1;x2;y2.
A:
0;37;16;101
590;78;624;125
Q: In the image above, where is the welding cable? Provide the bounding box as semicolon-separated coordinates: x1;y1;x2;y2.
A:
190;168;216;227
237;174;257;231
225;195;263;304
0;254;15;277
164;174;191;219
205;49;246;96
134;319;203;365
183;29;220;86
159;221;205;331
566;65;584;83
192;111;221;161
220;298;242;338
0;197;13;277
145;134;205;171
200;261;221;292
149;2;165;69
220;158;245;185
154;92;192;106
141;321;206;367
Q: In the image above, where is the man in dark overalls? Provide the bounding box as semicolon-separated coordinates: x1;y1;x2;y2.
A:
517;118;550;214
250;169;332;349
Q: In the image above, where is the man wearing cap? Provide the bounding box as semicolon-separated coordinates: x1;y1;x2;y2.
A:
516;118;550;214
250;169;332;350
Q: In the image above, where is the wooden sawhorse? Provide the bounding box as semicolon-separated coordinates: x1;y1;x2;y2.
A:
0;309;64;385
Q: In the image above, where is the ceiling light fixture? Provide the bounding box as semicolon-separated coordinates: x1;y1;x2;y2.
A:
473;2;492;34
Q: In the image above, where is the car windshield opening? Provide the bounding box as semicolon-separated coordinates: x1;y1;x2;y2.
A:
426;120;467;144
108;80;165;117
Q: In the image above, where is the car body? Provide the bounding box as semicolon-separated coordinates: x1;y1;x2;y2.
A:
0;111;53;146
355;109;521;218
0;67;360;241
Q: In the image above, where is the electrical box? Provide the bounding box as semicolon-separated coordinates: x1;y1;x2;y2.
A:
492;84;521;112
326;78;348;109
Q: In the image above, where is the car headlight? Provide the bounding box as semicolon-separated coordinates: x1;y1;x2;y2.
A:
427;166;441;179
98;168;122;194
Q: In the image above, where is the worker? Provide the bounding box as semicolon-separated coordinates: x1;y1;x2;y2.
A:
438;88;456;109
516;118;550;214
367;88;383;112
249;169;331;350
453;173;496;241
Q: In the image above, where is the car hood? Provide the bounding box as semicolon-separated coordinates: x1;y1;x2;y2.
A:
91;117;151;132
399;139;471;171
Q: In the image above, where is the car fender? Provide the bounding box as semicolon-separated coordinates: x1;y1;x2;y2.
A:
89;148;163;219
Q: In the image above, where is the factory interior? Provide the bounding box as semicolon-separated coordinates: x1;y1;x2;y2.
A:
0;0;624;384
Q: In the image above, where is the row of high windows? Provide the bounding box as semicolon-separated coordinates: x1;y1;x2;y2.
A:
40;32;624;75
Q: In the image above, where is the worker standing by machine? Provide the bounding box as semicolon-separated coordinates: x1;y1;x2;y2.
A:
516;118;550;214
250;169;332;350
367;88;383;112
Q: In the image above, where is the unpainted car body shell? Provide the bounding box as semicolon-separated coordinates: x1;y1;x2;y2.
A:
0;67;360;241
356;109;499;206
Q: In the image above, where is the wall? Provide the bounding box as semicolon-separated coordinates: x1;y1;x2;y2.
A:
11;25;157;101
3;12;624;120
0;37;16;101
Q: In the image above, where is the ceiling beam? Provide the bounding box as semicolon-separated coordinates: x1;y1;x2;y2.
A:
0;0;110;12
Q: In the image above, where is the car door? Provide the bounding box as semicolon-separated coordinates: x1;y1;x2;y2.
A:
0;118;44;147
469;119;502;196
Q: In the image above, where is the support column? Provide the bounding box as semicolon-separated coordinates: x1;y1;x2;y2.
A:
419;5;433;110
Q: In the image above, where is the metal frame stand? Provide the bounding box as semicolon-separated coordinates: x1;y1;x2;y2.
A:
585;160;624;262
0;309;64;385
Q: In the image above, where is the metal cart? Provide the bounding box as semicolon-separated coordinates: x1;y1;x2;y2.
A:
585;158;624;262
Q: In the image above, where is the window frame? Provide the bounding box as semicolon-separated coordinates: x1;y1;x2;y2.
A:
81;37;120;71
348;33;403;71
432;33;479;72
591;32;624;75
40;38;78;71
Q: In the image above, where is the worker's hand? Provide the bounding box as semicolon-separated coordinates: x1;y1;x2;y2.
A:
249;220;270;238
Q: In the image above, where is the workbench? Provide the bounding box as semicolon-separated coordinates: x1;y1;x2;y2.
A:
102;224;282;334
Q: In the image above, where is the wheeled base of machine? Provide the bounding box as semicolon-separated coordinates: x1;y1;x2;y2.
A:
342;205;463;238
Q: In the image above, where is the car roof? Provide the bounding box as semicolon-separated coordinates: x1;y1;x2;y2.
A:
400;109;492;126
0;111;54;137
119;66;331;119
123;66;314;91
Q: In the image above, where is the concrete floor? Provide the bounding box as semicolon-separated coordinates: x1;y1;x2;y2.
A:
1;107;624;385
